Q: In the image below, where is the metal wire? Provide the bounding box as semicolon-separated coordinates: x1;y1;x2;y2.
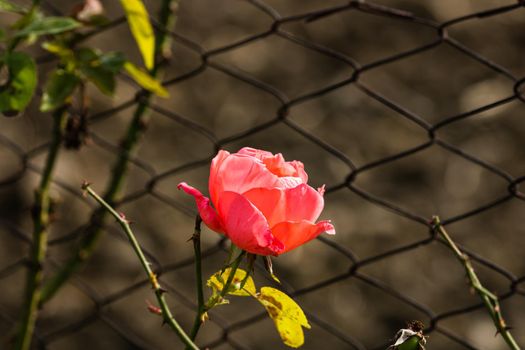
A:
1;0;525;349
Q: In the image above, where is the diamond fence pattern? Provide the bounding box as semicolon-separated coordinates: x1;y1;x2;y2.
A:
1;0;525;349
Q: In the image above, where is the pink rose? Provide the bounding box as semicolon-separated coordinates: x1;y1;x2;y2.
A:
178;147;335;256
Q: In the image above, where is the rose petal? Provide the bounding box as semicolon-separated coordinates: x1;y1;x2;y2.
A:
243;184;324;227
277;176;304;189
218;191;284;256
209;150;230;204
238;147;308;183
271;220;335;254
237;147;273;159
241;187;283;227
213;153;280;196
263;155;308;183
177;182;223;233
283;184;324;222
289;160;308;183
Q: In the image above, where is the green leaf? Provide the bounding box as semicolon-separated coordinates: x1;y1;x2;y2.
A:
207;268;256;297
99;52;126;73
119;0;155;70
16;17;81;37
257;287;310;348
12;7;42;31
74;48;117;95
123;61;168;97
0;0;25;13
75;47;100;63
0;52;37;117
81;65;115;95
40;70;80;112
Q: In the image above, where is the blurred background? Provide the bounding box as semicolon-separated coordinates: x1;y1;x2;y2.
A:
1;0;525;349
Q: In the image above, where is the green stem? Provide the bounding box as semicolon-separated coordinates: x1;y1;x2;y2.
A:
187;247;245;348
15;107;68;350
431;216;521;350
39;0;178;305
239;254;255;290
218;251;245;299
82;184;199;350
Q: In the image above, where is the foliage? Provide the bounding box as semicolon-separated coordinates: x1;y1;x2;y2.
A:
0;0;25;14
119;0;155;70
0;0;166;119
4;2;172;349
257;287;311;348
206;267;311;348
0;52;36;116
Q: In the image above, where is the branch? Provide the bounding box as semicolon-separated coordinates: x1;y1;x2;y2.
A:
40;0;179;305
431;216;520;350
15;106;68;350
81;183;199;350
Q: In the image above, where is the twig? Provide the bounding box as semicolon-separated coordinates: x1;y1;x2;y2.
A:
81;183;199;350
39;0;179;305
15;106;68;350
431;216;521;350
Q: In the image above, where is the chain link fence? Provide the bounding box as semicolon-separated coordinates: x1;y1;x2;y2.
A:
1;0;525;349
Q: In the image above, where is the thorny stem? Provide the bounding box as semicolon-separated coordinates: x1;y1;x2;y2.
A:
189;216;204;341
431;216;521;350
82;184;199;350
15;107;68;350
39;0;179;305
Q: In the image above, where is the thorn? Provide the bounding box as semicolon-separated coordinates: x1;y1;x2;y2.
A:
118;212;132;224
146;300;162;315
159;287;168;294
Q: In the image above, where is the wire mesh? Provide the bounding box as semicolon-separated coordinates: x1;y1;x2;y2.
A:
1;0;525;349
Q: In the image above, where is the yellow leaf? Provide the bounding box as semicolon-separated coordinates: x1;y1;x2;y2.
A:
207;268;256;297
119;0;155;70
257;287;311;348
42;41;73;58
123;61;168;98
